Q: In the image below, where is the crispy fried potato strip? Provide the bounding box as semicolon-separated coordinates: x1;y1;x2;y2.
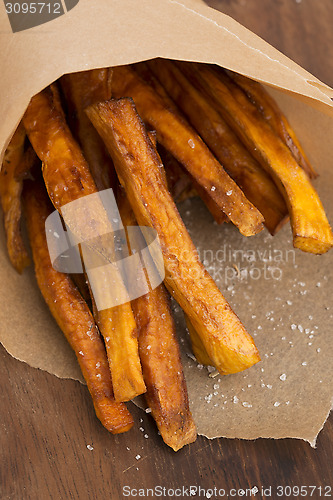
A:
23;85;97;208
118;189;197;450
146;59;288;234
185;315;213;367
186;63;333;254
226;69;317;179
87;97;260;375
92;297;146;403
23;84;146;403
0;124;30;273
60;69;116;191
110;64;264;237
61;71;145;402
23;180;134;434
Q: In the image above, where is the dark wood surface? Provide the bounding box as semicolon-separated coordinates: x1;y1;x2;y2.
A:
1;1;333;499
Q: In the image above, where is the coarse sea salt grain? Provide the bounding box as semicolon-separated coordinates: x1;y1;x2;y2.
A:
86;444;94;451
274;402;280;407
279;373;287;381
135;455;141;460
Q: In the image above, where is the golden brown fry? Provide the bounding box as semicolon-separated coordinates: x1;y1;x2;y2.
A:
146;59;288;234
60;69;116;191
118;190;197;451
23;86;97;208
187;63;333;254
93;298;146;403
185;315;213;367
111;64;264;237
226;69;317;179
61;72;145;402
23;84;146;403
87;97;260;375
23;179;134;434
0;124;30;273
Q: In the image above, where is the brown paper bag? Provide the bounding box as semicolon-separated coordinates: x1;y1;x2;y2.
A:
0;0;332;446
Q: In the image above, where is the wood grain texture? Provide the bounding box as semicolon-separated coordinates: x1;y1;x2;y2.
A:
1;1;333;498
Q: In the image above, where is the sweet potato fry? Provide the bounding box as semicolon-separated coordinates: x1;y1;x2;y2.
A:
87;97;260;375
118;190;197;451
60;69;116;191
146;59;288;234
226;69;317;179
92;297;146;403
23;84;146;402
159;145;227;223
185;314;213;367
185;63;333;254
0;124;30;273
23;179;134;434
111;64;264;237
61;72;146;402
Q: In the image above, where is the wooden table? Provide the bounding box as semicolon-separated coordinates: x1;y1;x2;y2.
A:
1;1;332;498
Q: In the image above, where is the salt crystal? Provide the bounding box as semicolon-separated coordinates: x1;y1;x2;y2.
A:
210;186;216;192
86;444;94;451
279;373;287;381
242;402;252;408
274;402;280;407
233;396;239;403
226;190;233;196
135;455;141;460
317;348;321;353
266;384;272;389
301;361;307;366
291;324;297;330
188;139;195;149
298;325;304;333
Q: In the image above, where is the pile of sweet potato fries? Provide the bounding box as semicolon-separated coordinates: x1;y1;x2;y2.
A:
1;59;332;451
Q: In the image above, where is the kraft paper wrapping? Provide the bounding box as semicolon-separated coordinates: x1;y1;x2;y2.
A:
0;0;332;446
